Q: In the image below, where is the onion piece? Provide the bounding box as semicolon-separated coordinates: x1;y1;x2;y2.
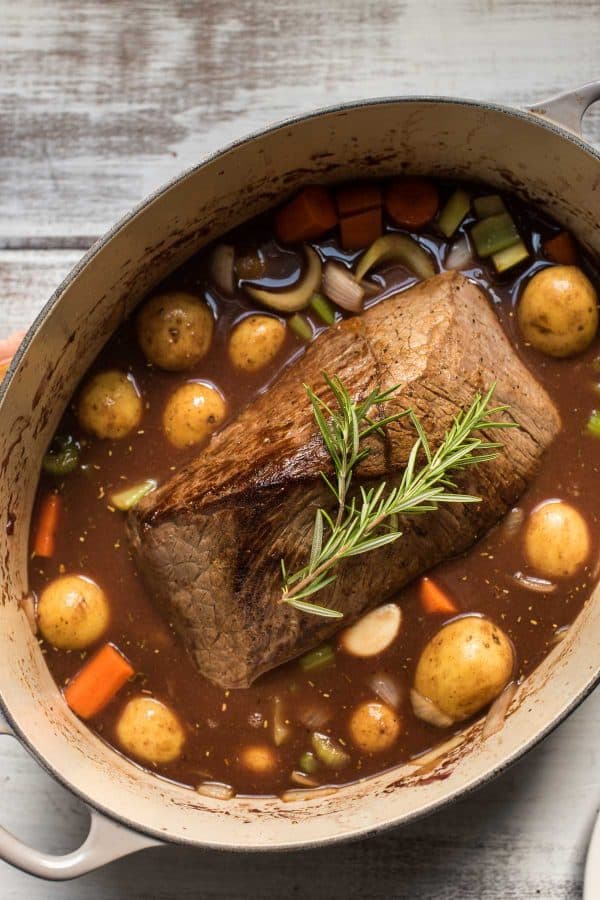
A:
273;696;291;747
19;592;37;635
482;681;518;739
322;261;365;312
195;781;235;801
369;672;403;709
355;234;436;282
550;625;570;646
281;786;338;803
410;688;454;728
245;246;321;312
297;702;332;731
411;733;466;769
290;769;320;788
445;235;473;271
340;603;402;658
500;507;525;540
510;571;557;594
210;244;235;295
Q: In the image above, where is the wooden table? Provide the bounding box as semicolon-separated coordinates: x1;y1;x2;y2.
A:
1;1;599;896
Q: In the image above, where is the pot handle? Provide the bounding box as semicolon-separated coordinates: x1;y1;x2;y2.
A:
529;80;600;135
0;712;162;880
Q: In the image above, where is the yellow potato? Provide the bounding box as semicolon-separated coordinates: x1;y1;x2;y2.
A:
524;500;590;578
137;292;214;371
77;370;142;439
414;616;514;723
518;265;598;357
239;744;278;774
228;314;286;372
37;575;109;650
163;381;227;449
116;696;184;765
349;701;400;753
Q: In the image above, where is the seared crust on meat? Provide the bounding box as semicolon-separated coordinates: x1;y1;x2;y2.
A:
129;273;560;688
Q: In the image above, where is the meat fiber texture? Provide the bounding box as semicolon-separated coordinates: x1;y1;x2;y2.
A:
129;272;560;688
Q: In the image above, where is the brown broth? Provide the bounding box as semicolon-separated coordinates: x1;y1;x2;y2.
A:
29;179;600;797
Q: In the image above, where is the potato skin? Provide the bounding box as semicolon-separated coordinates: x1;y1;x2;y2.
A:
524;500;590;578
228;314;286;372
518;265;598;357
163;381;227;449
414;616;514;723
349;701;400;753
116;696;184;764
77;370;142;439
37;575;109;650
137;292;214;371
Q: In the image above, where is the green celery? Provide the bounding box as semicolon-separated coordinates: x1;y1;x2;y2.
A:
438;188;471;238
473;194;506;218
299;644;335;672
289;313;313;341
492;240;529;273
471;213;520;258
586;410;600;438
310;293;336;325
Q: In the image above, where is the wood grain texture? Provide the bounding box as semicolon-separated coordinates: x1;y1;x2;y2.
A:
0;0;599;242
0;0;599;897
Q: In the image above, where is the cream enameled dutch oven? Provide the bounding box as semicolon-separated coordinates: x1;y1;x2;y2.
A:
1;83;599;879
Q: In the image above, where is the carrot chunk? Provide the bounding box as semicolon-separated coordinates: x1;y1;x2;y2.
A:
34;493;62;558
336;182;382;217
385;178;439;229
543;231;577;265
419;577;458;616
64;643;134;720
340;207;382;251
275;186;338;244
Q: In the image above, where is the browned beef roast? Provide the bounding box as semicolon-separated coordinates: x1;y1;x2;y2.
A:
129;272;560;688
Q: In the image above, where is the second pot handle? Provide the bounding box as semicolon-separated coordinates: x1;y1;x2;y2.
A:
529;81;600;136
0;714;162;880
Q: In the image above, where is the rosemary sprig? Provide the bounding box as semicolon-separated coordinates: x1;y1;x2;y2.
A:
280;374;515;617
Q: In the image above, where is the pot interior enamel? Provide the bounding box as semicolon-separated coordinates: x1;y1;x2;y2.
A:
0;98;599;850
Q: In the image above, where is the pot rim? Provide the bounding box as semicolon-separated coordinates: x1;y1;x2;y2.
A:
1;91;599;852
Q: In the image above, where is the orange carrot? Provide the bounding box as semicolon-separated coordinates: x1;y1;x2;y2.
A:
0;330;25;381
275;186;337;244
336;182;382;217
543;231;577;265
64;643;134;719
419;577;458;616
34;493;62;558
385;178;439;229
340;207;382;251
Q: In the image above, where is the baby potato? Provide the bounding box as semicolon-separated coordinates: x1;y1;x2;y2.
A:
137;292;214;371
239;743;278;774
228;314;286;372
414;616;514;723
77;370;142;440
116;696;184;765
37;574;109;650
524;500;590;578
349;701;401;753
518;265;598;357
163;381;227;449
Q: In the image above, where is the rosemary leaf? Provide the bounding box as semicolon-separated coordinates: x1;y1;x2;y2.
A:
280;372;516;618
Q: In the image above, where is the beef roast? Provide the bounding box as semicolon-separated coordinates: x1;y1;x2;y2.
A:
129;272;560;688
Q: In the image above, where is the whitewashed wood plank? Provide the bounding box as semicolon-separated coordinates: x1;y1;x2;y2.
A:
0;0;599;241
0;251;83;335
